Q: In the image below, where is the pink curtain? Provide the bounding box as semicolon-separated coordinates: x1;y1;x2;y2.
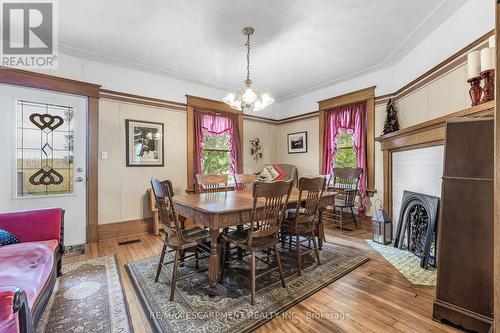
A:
194;111;240;177
322;102;368;216
193;112;203;185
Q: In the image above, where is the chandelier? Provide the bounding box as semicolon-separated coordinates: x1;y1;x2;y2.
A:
223;27;273;112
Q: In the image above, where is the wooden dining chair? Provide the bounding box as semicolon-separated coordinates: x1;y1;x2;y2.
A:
321;167;362;231
220;180;293;305
195;174;229;193
150;178;210;301
280;177;325;276
234;173;258;191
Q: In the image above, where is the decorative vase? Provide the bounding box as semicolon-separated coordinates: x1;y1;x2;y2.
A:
467;77;482;106
480;70;495;104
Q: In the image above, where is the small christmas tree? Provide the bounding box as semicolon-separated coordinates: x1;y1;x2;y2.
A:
382;98;400;135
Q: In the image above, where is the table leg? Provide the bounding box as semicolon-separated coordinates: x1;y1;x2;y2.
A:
208;228;219;296
236;224;244;259
317;214;324;250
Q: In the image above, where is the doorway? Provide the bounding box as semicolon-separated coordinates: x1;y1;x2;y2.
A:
0;84;88;245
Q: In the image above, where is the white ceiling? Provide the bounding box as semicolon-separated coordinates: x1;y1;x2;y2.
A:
58;0;468;100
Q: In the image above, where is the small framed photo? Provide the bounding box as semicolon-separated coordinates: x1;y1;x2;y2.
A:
125;119;164;167
287;131;307;154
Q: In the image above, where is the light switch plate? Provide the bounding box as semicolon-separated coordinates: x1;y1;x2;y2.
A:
101;151;108;160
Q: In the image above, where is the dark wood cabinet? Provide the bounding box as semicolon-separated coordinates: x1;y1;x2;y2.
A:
433;117;493;332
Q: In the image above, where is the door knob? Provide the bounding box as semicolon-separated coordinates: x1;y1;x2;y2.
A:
75;176;84;183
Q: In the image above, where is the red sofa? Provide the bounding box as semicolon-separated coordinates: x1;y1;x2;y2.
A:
0;208;64;333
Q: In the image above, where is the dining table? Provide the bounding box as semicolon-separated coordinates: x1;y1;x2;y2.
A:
172;188;337;294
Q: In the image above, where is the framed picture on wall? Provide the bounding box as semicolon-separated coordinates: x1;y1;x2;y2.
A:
125;119;164;167
287;131;307;154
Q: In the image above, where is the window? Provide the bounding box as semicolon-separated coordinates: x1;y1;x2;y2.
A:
333;130;357;168
202;132;232;174
16;100;74;196
187;96;243;189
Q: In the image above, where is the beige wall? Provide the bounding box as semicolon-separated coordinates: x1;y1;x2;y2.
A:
397;64;469;128
243;120;278;173
276;117;320;177
370;103;387;215
98;99;188;225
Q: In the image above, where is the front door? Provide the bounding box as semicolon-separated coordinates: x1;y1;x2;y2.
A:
0;84;87;246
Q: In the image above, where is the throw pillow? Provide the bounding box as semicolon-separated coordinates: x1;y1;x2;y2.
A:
272;164;288;180
0;229;19;246
259;164;288;182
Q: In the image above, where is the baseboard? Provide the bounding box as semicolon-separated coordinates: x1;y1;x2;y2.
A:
98;218;153;240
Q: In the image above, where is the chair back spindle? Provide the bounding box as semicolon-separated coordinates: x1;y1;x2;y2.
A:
195;174;229;193
234;174;258;191
330;167;362;206
293;177;326;228
247;181;293;246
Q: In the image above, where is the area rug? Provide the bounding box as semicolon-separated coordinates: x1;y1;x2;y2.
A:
36;255;133;333
366;240;437;285
126;243;368;333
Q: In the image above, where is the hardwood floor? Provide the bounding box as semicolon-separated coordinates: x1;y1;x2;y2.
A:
64;222;460;333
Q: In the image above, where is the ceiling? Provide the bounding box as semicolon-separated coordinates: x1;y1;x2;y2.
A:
58;0;468;100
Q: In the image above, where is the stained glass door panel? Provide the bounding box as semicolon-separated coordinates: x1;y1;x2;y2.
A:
16;100;74;196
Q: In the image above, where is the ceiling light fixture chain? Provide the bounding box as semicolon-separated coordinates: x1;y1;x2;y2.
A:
222;26;273;112
245;30;251;82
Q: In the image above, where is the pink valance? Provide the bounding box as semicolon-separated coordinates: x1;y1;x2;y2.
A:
322;102;368;216
201;112;234;136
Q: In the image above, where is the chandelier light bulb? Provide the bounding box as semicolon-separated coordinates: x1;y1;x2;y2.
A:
242;87;257;103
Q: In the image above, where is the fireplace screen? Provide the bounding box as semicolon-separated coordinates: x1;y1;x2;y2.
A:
394;191;439;269
407;204;434;264
16;100;74;197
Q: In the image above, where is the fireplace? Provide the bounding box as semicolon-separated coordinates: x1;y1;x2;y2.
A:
394;191;439;269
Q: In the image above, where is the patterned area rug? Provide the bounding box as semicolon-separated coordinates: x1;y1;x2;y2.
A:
37;255;133;333
366;240;437;285
127;243;368;333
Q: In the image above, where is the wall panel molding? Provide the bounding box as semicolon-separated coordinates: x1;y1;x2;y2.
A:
375;29;494;106
100;89;186;111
